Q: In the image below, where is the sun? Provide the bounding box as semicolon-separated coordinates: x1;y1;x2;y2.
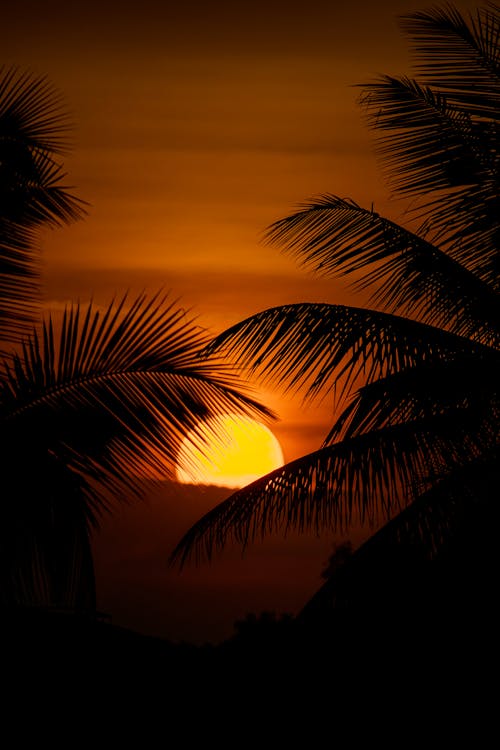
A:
176;415;284;488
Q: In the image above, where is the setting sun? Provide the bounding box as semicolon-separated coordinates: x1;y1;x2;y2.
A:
176;415;284;488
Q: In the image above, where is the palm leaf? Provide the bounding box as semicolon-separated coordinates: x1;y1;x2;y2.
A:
0;65;86;229
358;75;494;195
400;4;500;118
357;10;500;286
5;151;85;229
0;292;273;489
357;74;499;287
170;412;491;567
205;302;489;408
0;66;86;350
0;222;40;348
326;347;499;442
264;196;499;341
0;292;273;607
0;65;74;154
422;180;499;289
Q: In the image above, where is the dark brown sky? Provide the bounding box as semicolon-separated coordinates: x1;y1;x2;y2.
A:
2;0;480;642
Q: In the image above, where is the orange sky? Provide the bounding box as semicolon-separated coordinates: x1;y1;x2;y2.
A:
2;0;477;461
2;0;480;642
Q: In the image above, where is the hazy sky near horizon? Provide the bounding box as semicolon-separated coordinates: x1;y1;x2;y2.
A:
2;0;482;641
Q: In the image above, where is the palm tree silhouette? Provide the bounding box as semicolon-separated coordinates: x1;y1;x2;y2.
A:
0;66;85;355
171;3;499;614
0;67;272;609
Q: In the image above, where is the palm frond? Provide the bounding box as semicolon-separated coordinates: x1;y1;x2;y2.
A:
0;292;274;607
358;75;494;194
0;65;86;227
264;196;499;342
326;347;499;442
0;65;74;154
0;292;273;489
170;412;490;567
400;4;500;118
205;302;489;408
0;222;40;348
420;180;499;289
0;66;87;352
357;72;499;286
4;151;86;229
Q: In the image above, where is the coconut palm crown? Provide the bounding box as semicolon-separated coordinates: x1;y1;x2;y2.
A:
171;3;499;580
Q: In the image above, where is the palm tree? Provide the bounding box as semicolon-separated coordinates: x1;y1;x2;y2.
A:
0;67;272;610
171;2;499;617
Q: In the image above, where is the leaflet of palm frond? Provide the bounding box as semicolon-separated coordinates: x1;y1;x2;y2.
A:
205;302;487;406
264;197;499;342
169;413;488;567
298;452;499;621
0;292;274;485
399;5;500;118
324;350;499;443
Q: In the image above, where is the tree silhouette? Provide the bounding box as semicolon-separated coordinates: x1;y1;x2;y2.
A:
0;66;85;355
0;67;272;609
171;3;499;612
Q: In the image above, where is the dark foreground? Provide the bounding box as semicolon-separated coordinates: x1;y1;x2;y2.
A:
2;603;494;723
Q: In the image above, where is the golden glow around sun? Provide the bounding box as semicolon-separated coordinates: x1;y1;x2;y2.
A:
176;415;284;488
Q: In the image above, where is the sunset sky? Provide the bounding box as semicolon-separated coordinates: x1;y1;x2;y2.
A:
3;0;479;643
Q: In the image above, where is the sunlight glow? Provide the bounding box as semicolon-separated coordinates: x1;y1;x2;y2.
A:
176;415;284;488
